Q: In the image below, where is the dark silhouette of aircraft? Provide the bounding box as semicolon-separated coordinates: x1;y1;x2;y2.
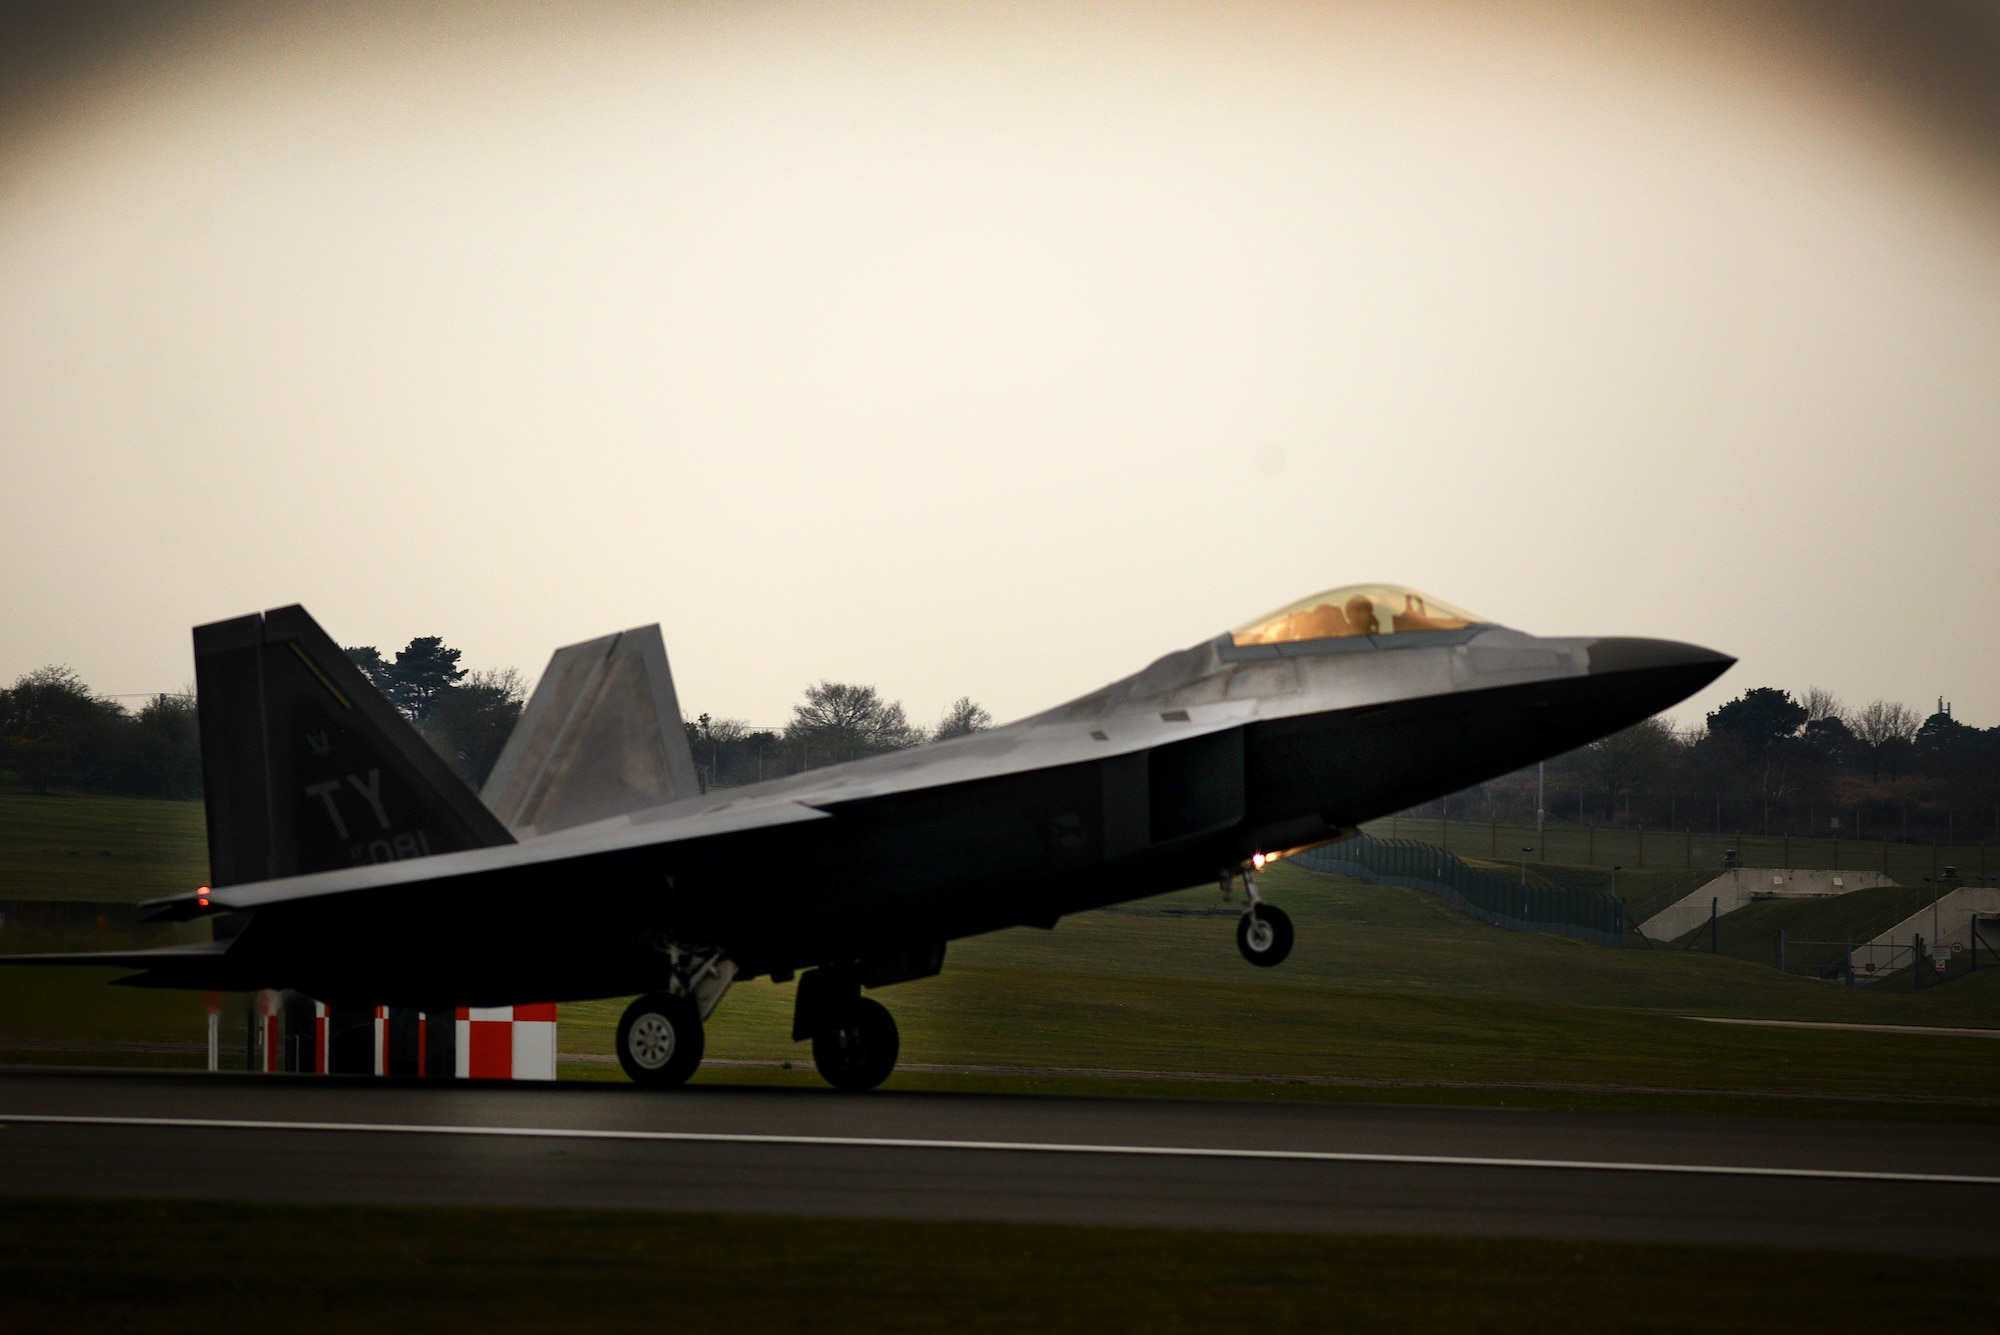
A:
3;585;1728;1089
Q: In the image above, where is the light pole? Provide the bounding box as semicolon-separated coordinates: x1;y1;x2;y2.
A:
1537;762;1545;836
1610;863;1623;897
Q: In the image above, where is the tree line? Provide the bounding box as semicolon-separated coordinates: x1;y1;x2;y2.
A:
0;667;201;798
0;636;995;799
6;641;1994;843
1420;687;2000;846
686;685;993;790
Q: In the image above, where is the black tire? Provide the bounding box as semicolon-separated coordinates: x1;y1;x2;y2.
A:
811;996;900;1092
615;992;705;1088
1237;904;1294;967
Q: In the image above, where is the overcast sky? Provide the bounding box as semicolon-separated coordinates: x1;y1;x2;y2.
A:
2;1;1996;732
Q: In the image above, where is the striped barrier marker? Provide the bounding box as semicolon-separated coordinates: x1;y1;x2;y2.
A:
257;991;282;1073
454;1004;558;1080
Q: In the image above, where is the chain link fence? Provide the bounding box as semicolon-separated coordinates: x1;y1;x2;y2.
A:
1295;834;1625;947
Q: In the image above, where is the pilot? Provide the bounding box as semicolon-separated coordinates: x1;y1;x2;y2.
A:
1390;592;1472;634
1291;601;1346;640
1342;594;1381;636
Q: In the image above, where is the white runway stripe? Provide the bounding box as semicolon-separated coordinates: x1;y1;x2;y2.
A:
4;1112;1997;1187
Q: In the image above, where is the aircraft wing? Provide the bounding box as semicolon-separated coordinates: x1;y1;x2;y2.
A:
142;696;1261;919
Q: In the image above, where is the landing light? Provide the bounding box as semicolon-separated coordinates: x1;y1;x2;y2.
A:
1251;853;1267;869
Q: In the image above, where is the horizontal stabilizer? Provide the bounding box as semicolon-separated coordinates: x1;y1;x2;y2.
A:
0;943;228;969
481;624;700;837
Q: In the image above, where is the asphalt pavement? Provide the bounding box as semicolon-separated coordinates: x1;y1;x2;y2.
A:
2;1068;1996;1253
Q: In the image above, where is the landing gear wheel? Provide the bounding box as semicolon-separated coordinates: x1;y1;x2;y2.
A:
1237;904;1294;967
811;996;900;1092
616;992;705;1088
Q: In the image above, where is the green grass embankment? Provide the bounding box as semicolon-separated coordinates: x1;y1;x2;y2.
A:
1670;886;1943;959
1456;859;1713;926
551;863;2000;1117
5;792;2000;1116
0;787;207;903
1369;815;1999;885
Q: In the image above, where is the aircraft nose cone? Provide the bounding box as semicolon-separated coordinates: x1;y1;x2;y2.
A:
1586;637;1735;679
1584;637;1735;718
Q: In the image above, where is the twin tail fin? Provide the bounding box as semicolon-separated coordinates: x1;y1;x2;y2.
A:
193;605;515;887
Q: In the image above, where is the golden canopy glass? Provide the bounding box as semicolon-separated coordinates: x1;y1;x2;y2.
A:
1230;584;1484;647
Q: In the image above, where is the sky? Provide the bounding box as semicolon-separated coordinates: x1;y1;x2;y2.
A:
2;1;1997;733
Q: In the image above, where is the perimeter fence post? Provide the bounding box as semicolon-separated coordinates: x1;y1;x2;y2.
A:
1710;898;1718;954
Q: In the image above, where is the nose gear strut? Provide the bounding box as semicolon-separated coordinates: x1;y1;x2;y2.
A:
1222;863;1295;967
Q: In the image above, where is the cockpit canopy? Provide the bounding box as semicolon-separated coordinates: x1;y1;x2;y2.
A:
1230;584;1485;647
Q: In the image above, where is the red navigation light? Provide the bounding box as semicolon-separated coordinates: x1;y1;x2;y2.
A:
195;885;210;907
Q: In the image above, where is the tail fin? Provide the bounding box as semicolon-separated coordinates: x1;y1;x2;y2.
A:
194;605;514;887
479;624;699;837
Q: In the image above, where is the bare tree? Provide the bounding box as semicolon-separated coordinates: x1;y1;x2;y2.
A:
786;682;918;760
420;667;526;788
933;697;993;740
1801;686;1845;724
1850;699;1920;780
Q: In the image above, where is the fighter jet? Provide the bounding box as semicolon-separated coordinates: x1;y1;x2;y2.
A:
4;585;1728;1090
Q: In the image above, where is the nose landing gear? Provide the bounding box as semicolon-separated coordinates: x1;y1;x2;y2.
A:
1237;903;1294;966
1223;865;1295;967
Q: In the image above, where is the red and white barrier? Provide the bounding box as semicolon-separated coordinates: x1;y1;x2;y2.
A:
454;1004;558;1080
256;990;282;1073
253;991;328;1072
370;1006;441;1077
253;991;557;1078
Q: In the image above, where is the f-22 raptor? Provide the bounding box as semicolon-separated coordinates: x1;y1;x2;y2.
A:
6;584;1729;1090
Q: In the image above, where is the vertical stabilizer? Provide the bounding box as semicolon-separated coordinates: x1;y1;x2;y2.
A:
193;606;515;888
480;625;699;837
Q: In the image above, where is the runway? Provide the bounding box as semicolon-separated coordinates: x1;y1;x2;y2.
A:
4;1068;1997;1253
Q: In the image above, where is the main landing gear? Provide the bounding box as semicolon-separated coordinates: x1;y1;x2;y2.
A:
616;992;705;1087
811;996;901;1092
1223;865;1294;968
792;965;903;1091
615;948;737;1089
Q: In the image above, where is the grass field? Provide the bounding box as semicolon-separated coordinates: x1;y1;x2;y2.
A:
552;862;2000;1120
1370;815;2000;885
1675;885;1946;958
0;1197;1991;1334
0;788;208;903
5;791;2000;1119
